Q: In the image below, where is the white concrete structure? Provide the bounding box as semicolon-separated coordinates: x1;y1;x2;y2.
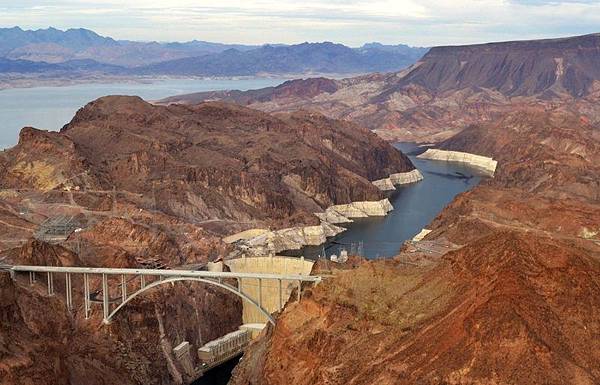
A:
3;265;321;326
206;261;224;272
331;249;349;263
226;256;314;323
417;149;497;175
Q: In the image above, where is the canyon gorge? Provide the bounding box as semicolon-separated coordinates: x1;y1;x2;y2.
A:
2;30;600;385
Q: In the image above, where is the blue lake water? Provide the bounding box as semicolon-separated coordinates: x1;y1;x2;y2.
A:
319;142;483;259
196;143;484;383
0;78;288;149
0;80;483;383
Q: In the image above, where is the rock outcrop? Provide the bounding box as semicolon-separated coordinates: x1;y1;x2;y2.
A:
231;231;600;385
159;33;600;142
0;96;413;230
417;149;497;175
228;109;600;385
373;169;424;191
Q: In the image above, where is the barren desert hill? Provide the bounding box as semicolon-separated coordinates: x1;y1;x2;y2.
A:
228;107;600;385
0;95;414;229
159;32;600;141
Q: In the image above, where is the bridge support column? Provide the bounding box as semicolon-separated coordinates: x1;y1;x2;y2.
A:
65;272;73;311
121;274;127;303
297;280;301;302
84;273;90;319
278;279;283;311
258;278;263;308
29;271;36;285
47;272;54;296
140;275;146;289
102;274;109;323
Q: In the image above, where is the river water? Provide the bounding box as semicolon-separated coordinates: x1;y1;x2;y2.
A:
317;142;483;259
195;143;484;383
1;80;483;383
0;77;288;149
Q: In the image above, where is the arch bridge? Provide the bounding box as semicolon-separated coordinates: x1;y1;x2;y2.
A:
3;265;321;325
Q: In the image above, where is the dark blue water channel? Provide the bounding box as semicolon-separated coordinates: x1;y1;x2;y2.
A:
194;142;485;384
316;142;483;259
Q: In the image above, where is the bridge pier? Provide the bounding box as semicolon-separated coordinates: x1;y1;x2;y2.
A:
121;274;127;303
47;272;54;296
278;279;283;311
102;273;109;323
258;278;262;308
65;272;73;311
84;273;90;319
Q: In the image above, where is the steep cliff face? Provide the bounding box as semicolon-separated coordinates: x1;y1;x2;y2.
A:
159;33;600;141
229;109;600;385
0;241;243;385
0;127;101;191
399;33;600;97
51;96;412;227
439;111;600;202
231;231;600;385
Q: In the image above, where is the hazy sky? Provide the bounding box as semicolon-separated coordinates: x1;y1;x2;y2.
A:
1;0;600;47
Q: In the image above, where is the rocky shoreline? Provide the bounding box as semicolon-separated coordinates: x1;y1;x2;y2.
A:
227;169;424;257
416;149;498;175
372;169;423;191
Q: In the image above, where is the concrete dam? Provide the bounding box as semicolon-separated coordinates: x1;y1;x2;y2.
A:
226;256;314;324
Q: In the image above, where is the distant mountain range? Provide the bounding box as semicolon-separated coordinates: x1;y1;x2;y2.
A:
160;32;600;141
0;27;428;79
396;33;600;97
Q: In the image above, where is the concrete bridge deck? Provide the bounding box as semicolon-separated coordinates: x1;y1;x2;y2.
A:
1;261;321;383
2;264;321;325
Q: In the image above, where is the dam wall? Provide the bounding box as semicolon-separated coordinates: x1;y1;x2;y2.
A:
226;256;314;324
417;149;497;175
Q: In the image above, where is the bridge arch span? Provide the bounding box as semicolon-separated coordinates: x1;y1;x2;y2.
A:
105;276;276;325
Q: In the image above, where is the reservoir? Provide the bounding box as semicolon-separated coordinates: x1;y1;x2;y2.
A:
1;80;483;384
196;142;485;384
0;77;288;149
318;142;483;259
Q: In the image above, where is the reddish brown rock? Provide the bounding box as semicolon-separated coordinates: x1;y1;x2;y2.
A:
231;231;600;385
0;241;243;385
159;33;600;142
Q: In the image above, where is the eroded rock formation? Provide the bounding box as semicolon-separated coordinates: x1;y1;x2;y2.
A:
0;96;415;384
229;109;600;385
231;231;600;385
160;33;600;142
